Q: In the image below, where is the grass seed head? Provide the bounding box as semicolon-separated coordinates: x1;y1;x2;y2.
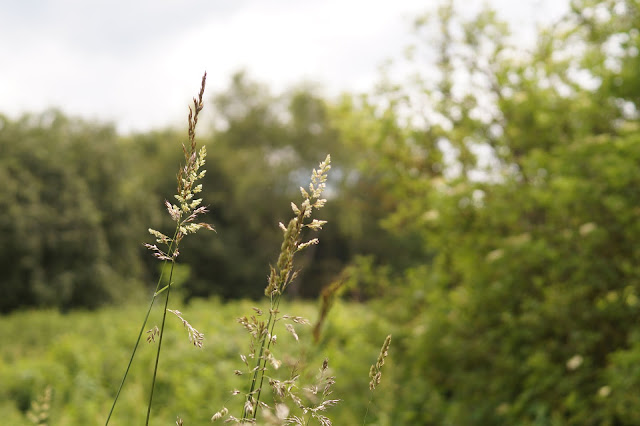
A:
369;334;392;390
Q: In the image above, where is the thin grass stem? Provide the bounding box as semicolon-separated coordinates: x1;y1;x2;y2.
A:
242;296;276;419
145;259;175;425
362;395;373;426
107;71;210;425
105;239;174;426
104;296;155;425
251;296;282;420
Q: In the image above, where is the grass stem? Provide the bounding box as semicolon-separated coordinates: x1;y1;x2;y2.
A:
145;260;175;425
105;251;172;425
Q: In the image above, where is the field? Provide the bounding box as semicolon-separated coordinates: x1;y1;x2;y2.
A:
0;298;399;425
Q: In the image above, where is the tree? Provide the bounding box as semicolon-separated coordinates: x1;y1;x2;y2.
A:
0;110;152;311
333;1;640;423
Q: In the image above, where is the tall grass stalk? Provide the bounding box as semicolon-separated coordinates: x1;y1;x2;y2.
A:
215;155;331;423
100;72;392;425
106;72;213;425
145;261;174;424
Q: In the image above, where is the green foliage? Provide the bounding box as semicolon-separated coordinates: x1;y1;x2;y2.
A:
0;75;406;310
405;134;640;424
0;65;423;313
0;110;150;312
337;0;640;423
0;300;395;425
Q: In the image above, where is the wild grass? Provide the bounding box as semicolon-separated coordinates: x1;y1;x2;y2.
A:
0;299;397;424
207;155;340;425
106;72;213;426
106;73;396;425
2;73;395;425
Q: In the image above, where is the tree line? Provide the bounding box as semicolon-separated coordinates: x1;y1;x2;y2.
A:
0;71;416;312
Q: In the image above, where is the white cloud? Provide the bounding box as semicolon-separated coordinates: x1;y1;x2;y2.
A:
0;0;567;133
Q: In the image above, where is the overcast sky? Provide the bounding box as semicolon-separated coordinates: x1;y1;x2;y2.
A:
0;0;568;133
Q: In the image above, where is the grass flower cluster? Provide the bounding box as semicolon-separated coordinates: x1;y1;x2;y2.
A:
103;74;392;425
213;155;335;424
106;72;213;426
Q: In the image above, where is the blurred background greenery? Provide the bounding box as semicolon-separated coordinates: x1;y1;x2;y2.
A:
2;0;640;424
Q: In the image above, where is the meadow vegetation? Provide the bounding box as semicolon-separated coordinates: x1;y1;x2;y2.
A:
0;299;396;425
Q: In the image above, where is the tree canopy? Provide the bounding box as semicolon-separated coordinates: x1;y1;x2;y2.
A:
332;0;640;423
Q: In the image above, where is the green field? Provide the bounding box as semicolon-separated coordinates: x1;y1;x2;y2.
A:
0;298;400;425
